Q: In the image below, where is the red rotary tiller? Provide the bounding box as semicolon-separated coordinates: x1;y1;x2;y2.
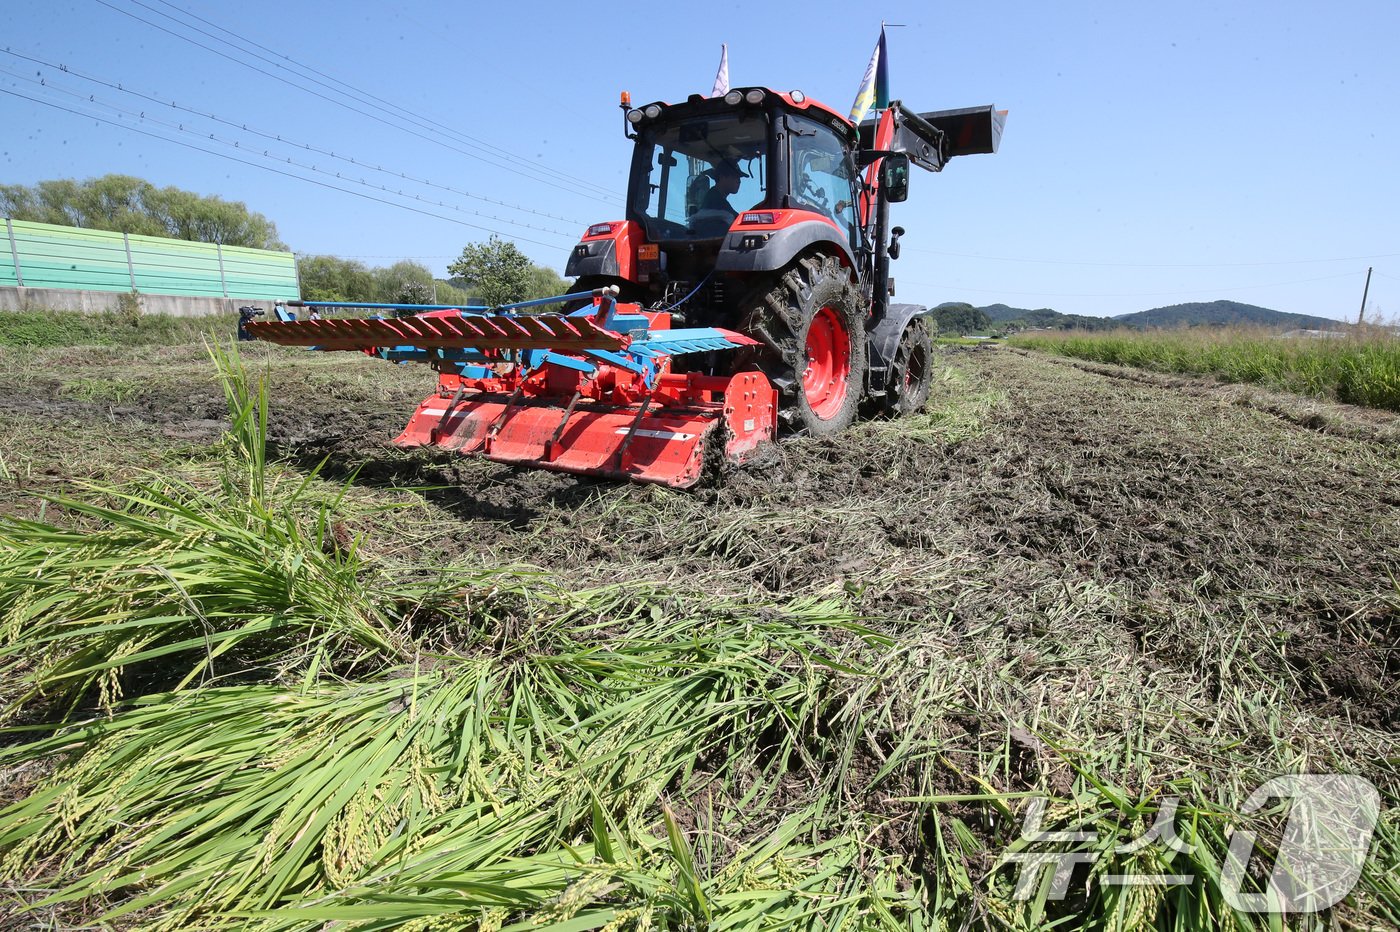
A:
248;289;777;488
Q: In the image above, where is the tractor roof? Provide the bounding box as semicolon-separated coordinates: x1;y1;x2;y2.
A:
626;87;857;143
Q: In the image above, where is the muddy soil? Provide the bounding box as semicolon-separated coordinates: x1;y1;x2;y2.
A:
3;345;1397;728
269;348;1399;728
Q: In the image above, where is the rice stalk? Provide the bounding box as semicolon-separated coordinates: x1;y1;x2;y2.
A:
0;597;909;929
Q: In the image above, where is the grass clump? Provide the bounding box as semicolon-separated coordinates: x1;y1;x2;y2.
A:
0;309;227;348
0;608;909;930
0;345;503;721
1013;325;1400;411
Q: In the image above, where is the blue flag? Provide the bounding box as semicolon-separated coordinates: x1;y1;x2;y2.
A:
848;28;890;123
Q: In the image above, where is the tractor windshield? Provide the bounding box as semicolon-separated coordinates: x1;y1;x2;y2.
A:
631;112;768;241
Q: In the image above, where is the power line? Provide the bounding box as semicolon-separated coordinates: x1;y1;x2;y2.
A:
84;0;623;207
138;0;619;200
2;47;588;228
0;86;570;250
0;66;579;240
104;0;618;200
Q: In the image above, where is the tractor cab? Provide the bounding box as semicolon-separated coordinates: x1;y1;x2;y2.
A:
625;89;860;247
630;106;769;242
568;89;867;322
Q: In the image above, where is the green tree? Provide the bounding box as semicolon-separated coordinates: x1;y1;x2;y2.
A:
447;236;534;308
395;280;434;305
524;264;571;300
296;256;376;303
372;260;437;305
932;302;992;335
433;279;476;307
0;175;284;249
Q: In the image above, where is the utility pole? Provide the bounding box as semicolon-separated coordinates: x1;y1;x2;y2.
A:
1358;266;1372;326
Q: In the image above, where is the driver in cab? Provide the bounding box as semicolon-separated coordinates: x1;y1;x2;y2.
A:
701;158;746;220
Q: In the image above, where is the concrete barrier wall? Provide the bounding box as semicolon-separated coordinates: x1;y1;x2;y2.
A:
0;286;267;317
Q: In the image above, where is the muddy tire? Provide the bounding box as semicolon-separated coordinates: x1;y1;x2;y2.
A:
739;255;867;436
885;318;935;416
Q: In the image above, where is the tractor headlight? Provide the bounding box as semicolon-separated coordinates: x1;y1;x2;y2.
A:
644;104;662;119
744;89;765;104
790;90;805;103
724;89;742;105
626;109;644;124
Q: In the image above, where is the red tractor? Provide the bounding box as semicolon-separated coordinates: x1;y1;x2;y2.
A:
250;88;1004;488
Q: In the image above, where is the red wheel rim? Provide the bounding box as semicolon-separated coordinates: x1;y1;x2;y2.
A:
904;343;927;393
802;305;851;420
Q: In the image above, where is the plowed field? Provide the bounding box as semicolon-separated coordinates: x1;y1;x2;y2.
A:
1;339;1396;928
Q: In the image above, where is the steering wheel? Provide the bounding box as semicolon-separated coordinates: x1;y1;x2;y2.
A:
688;208;735;238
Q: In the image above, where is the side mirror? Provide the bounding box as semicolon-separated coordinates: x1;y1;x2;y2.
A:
880;154;910;203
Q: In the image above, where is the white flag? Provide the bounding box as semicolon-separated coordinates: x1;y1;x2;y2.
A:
710;44;729;97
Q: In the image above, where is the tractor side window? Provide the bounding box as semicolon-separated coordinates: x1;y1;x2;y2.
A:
788;114;860;251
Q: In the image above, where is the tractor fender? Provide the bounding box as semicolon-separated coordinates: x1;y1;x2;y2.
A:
715;216;856;273
866;303;934;395
565;221;641;281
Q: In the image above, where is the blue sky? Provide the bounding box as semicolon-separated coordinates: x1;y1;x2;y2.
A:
2;0;1397;320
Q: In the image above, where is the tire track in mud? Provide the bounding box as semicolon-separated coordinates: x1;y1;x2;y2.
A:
389;346;1400;726
935;350;1399;727
3;345;1396;725
299;345;1399;724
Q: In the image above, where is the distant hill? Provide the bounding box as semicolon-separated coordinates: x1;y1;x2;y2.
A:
936;299;1348;332
980;303;1052;323
1114;300;1345;330
967;303;1121;332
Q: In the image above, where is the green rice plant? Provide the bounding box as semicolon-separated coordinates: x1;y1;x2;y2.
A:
2;569;1395;929
1013;326;1400;412
0;309;227;348
0;596;912;930
0;344;532;721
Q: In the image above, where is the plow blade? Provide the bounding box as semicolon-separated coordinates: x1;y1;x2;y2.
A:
244;313;627;352
396;371;777;489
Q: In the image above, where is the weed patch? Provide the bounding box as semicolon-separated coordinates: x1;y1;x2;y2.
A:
0;309;226;348
1014;326;1400;412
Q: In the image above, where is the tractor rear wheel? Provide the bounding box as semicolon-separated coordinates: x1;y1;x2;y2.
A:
885;318;934;416
739;255;867;436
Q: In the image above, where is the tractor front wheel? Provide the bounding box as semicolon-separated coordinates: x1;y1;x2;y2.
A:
740;255;867;436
